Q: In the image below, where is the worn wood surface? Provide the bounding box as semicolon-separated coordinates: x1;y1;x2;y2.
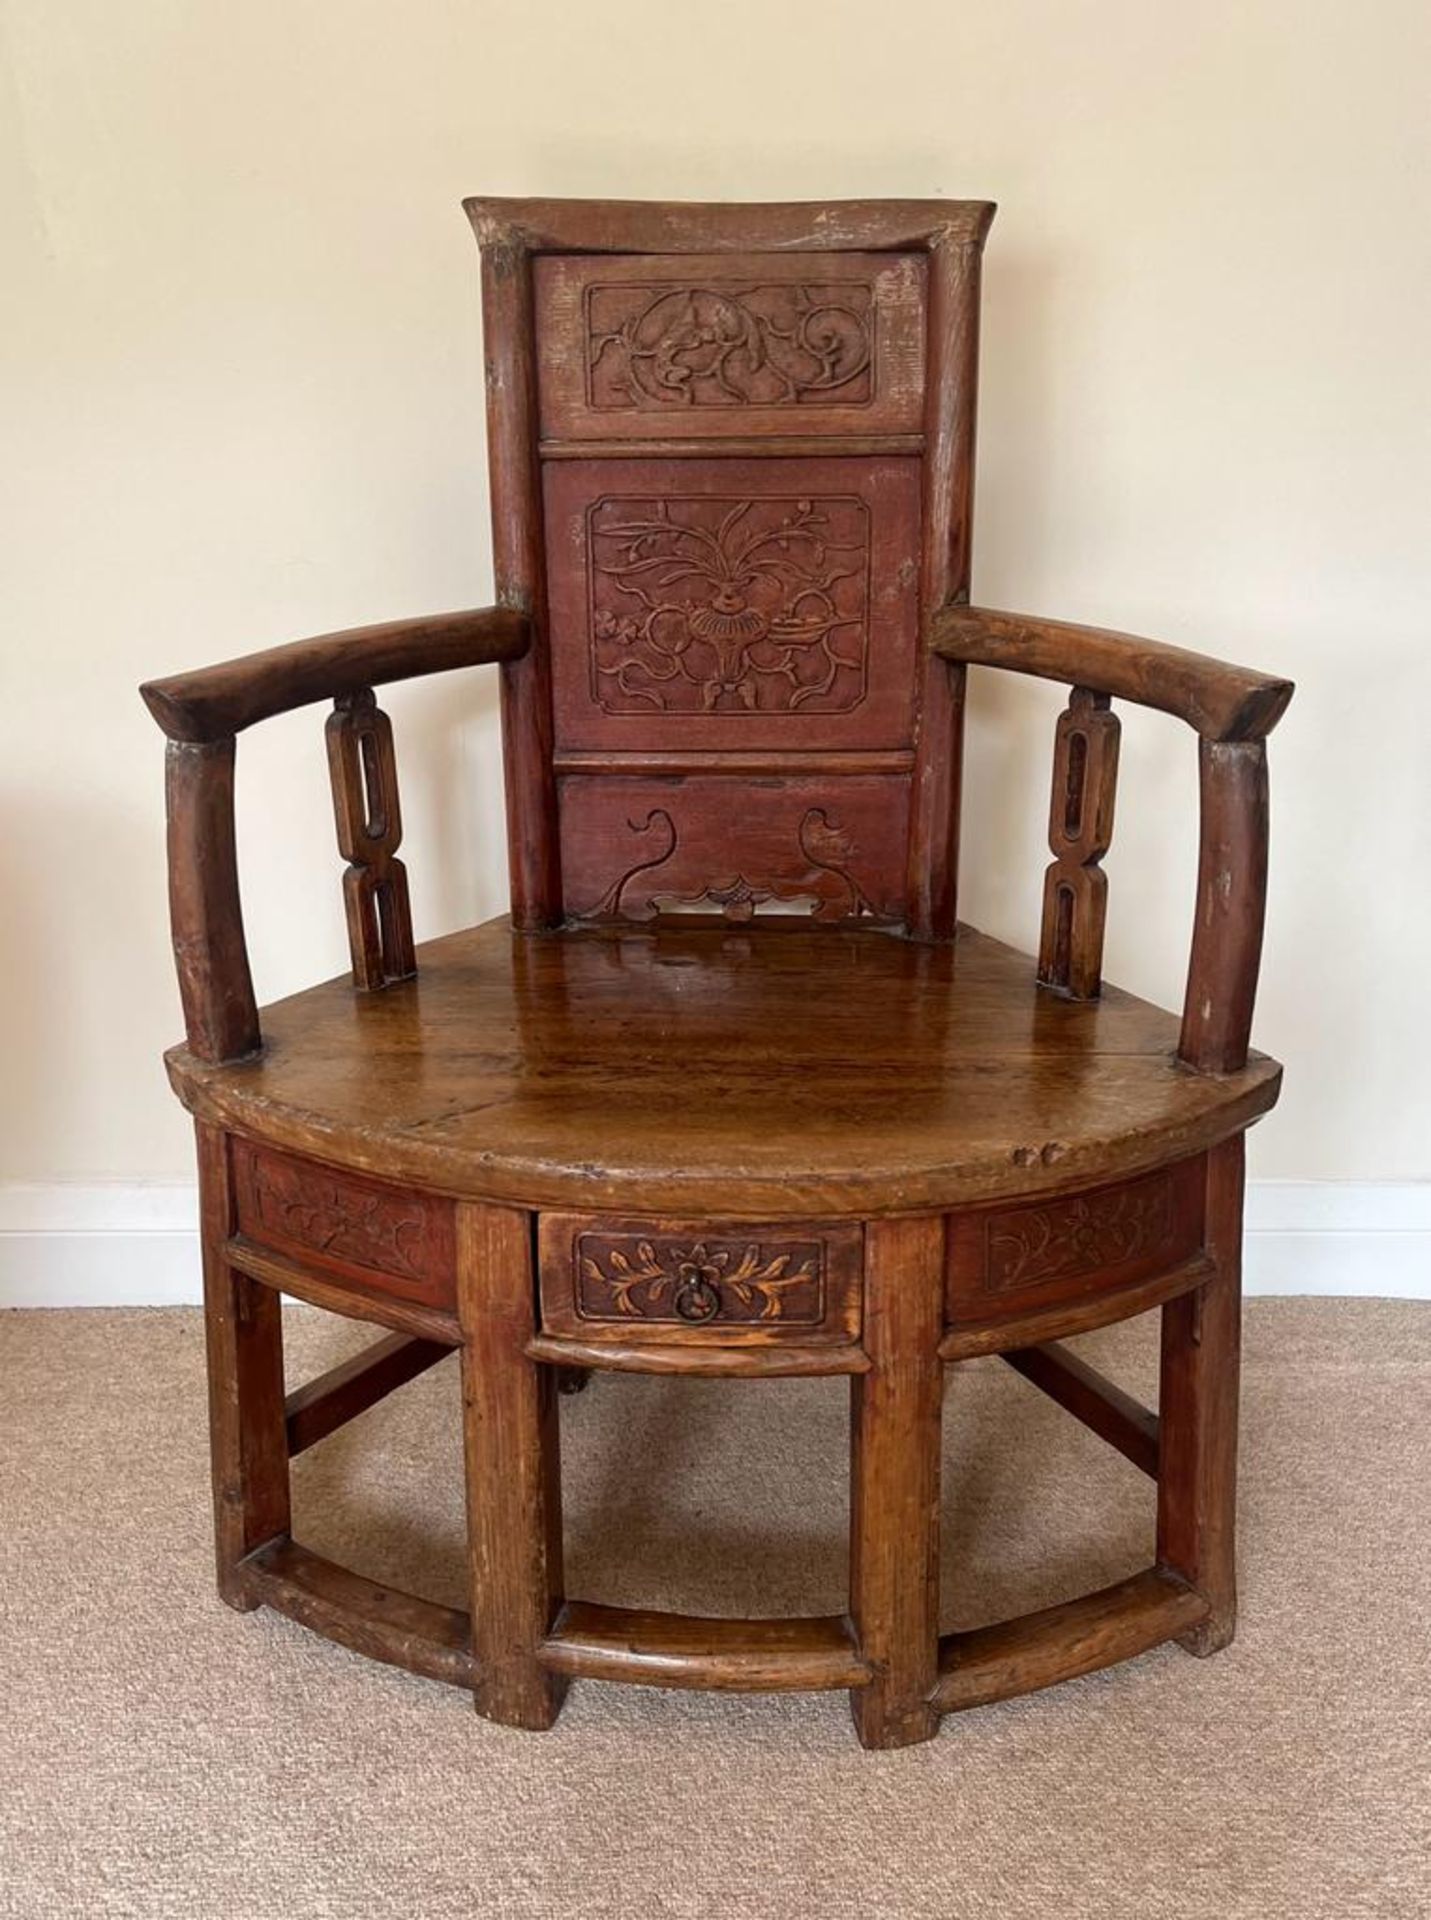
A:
849;1214;945;1748
196;1123;288;1608
1179;740;1270;1073
1001;1340;1160;1478
168;919;1278;1218
165;739;259;1063
1158;1135;1244;1653
933;1568;1209;1714
930;605;1294;743
540;1605;869;1692
458;1202;568;1729
525;1333;871;1377
1038;688;1120;998
141;607;529;743
325;691;416;990
242;1538;477;1690
284;1332;453;1458
465;197;997;257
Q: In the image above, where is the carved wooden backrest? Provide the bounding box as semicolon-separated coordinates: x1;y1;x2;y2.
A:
466;199;995;938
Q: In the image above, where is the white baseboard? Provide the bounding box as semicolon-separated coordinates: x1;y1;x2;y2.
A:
0;1181;1427;1309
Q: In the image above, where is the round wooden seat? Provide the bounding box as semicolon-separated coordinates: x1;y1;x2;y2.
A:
169;917;1279;1218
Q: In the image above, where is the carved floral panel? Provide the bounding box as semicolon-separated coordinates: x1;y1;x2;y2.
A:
983;1179;1180;1295
588;493;870;715
576;1234;826;1327
231;1140;455;1301
586;280;875;411
537;1214;864;1346
534;252;926;440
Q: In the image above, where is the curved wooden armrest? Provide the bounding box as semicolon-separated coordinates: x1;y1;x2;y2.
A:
140;607;531;743
145;606;528;1065
930;605;1292;743
931;603;1293;1074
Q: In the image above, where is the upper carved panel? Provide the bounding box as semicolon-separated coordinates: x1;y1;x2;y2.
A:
535;252;926;442
588;494;870;715
586;281;874;411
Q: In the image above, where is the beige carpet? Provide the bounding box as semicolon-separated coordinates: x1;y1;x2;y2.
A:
2;1300;1428;1919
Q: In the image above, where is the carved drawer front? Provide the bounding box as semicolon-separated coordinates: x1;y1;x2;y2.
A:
230;1139;456;1310
946;1158;1207;1325
537;1215;863;1346
534;252;927;443
543;456;921;756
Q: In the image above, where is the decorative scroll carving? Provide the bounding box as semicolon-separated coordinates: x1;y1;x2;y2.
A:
236;1145;440;1285
1037;687;1121;999
326;690;416;990
586;280;875;411
575;1235;825;1327
984;1178;1177;1295
586;805;877;923
588;495;870;715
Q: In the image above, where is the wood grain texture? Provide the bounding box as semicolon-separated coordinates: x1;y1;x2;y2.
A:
540;1605;869;1691
168;919;1281;1218
196;1124;288;1609
1158;1135;1244;1654
465;197;997;257
242;1539;477;1690
1179;740;1270;1073
932;1568;1209;1714
481;240;564;929
325;691;416;991
526;1334;871;1377
164;739;260;1064
1038;688;1120;998
226;1237;462;1346
906;233;985;939
930;605;1294;743
849;1214;945;1748
140;608;529;743
458;1202;567;1730
284;1333;453;1458
939;1255;1213;1361
1001;1341;1160;1478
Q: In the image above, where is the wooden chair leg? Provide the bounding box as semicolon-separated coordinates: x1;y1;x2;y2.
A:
849;1215;945;1749
196;1124;290;1610
1157;1134;1244;1655
457;1202;568;1730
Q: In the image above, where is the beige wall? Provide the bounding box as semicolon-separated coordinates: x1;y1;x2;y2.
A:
3;0;1427;1184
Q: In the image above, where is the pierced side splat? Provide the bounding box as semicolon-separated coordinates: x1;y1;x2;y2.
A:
1037;687;1120;999
325;690;416;990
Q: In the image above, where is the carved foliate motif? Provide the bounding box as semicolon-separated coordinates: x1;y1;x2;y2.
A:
576;1235;825;1327
586;804;877;923
586;280;875;411
242;1150;434;1283
985;1178;1177;1294
588;495;870;715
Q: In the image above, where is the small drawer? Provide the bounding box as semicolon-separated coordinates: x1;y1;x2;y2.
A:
946;1158;1207;1326
537;1214;862;1346
230;1139;455;1310
534;251;927;443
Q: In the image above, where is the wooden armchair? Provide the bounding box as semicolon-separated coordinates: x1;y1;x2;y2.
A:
141;198;1292;1749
